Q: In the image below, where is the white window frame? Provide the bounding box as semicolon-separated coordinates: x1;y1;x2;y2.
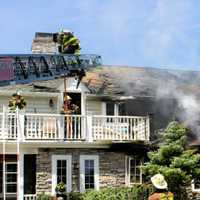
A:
125;156;143;186
80;155;99;192
52;155;72;195
102;102;119;116
192;179;200;192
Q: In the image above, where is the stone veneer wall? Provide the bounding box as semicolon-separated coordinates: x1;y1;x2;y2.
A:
36;148;126;195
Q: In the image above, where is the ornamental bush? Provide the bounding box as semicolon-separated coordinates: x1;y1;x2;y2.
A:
69;185;153;200
37;192;51;200
142;121;200;199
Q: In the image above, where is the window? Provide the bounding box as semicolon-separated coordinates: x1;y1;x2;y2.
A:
126;156;143;185
106;102;115;116
0;155;17;199
85;160;94;189
52;155;72;195
192;179;200;192
103;102;126;116
80;155;99;192
5;162;17;194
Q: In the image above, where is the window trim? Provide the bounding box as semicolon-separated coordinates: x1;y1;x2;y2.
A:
51;155;72;195
79;155;99;192
102;102;119;116
192;180;200;192
125;156;143;186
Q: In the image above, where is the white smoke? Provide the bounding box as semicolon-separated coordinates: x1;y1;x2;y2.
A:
156;79;200;135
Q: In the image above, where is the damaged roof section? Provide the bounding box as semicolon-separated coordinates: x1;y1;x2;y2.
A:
82;66;200;98
1;65;200;98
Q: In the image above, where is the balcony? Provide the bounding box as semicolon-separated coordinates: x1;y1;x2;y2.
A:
0;111;150;143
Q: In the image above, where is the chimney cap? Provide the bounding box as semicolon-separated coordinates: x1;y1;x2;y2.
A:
35;32;53;38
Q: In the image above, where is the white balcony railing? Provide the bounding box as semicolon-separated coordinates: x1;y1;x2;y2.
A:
0;109;150;142
92;115;149;141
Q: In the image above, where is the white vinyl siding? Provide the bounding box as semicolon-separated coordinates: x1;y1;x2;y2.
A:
25;97;57;113
0;96;58;113
85;99;102;115
0;97;10;112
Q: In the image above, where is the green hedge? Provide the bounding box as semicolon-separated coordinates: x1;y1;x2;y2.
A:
69;184;153;200
37;185;153;200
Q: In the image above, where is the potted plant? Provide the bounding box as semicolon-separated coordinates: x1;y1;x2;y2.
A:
55;182;66;199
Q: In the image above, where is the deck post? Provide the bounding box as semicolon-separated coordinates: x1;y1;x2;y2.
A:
86;116;93;142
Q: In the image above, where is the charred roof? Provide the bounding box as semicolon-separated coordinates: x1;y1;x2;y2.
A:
0;65;200;98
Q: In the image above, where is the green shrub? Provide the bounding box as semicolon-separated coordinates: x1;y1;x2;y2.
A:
68;192;84;200
68;185;153;200
37;192;51;200
36;185;153;200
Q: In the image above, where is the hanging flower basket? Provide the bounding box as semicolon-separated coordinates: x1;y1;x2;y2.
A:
8;93;26;111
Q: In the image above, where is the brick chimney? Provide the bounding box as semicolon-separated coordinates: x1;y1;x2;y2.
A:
31;32;57;54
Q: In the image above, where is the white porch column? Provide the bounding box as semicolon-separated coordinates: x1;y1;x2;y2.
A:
86;116;93;142
18;152;24;200
2;106;6;200
59;115;65;140
18;113;25;142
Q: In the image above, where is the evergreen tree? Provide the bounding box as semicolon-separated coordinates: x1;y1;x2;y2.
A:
143;121;200;198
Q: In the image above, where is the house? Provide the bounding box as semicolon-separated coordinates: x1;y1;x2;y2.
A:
0;68;151;200
0;32;200;200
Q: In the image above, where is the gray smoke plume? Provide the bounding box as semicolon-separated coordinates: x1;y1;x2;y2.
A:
103;66;200;136
156;79;200;135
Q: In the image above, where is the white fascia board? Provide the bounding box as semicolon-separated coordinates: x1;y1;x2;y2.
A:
0;90;60;97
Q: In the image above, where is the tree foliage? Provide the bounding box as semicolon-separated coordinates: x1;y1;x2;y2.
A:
142;121;200;193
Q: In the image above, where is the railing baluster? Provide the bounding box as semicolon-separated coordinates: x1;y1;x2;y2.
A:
0;112;150;142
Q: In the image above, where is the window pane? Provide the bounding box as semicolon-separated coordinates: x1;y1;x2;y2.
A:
6;164;17;173
61;160;66;168
6;184;17;193
57;160;61;168
6;174;17;182
106;103;115;116
57;168;61;176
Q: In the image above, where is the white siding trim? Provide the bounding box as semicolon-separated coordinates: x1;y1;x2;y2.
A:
51;155;72;195
102;102;106;115
114;104;119;116
79;155;99;192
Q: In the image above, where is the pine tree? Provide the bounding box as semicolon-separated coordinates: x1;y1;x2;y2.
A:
143;121;200;198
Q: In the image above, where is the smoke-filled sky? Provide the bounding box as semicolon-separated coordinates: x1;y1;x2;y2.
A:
0;0;200;70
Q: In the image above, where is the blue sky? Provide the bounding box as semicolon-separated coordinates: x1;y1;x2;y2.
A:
1;0;200;70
